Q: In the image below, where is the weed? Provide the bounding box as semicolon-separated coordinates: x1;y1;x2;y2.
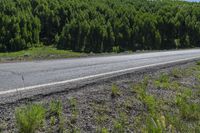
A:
111;84;121;98
176;89;200;120
124;99;133;110
132;76;149;95
69;98;78;124
0;121;7;132
171;68;182;78
154;74;170;89
69;97;77;108
154;73;181;90
145;115;168;133
58;115;65;133
113;111;128;132
101;127;109;133
15;104;46;133
95;114;110;125
113;121;124;133
50;100;62;116
112;46;120;53
196;61;200;66
50;116;56;126
143;95;157;115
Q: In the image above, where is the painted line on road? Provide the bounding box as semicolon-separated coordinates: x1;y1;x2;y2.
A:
1;56;200;95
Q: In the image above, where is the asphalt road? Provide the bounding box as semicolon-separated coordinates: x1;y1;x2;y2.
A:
1;49;200;94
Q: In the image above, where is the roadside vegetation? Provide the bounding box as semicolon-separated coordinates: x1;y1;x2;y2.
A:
0;62;200;132
0;46;84;62
1;0;200;54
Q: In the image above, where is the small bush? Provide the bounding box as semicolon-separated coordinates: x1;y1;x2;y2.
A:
15;104;46;133
111;84;121;98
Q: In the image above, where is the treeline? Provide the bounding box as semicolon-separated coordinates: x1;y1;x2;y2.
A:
0;0;200;52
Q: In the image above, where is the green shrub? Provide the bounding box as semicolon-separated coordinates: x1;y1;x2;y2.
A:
15;104;46;133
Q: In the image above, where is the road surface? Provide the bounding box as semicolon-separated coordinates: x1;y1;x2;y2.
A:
0;49;200;95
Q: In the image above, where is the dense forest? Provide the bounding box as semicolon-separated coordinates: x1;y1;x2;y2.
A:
0;0;200;52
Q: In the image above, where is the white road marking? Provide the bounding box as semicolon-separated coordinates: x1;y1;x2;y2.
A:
0;56;200;95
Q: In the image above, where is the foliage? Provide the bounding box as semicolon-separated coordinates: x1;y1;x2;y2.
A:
69;97;79;124
1;0;200;52
176;89;200;120
111;84;121;98
15;104;46;133
0;46;83;62
50;100;62;116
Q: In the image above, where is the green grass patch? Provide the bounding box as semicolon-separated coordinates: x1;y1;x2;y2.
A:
196;61;200;66
176;89;200;121
111;84;121;98
171;68;183;78
49;100;63;116
0;46;84;62
15;104;46;133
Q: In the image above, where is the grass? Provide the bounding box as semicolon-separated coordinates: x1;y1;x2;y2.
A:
15;104;46;133
111;84;121;98
176;89;200;121
49;100;62;116
171;68;183;78
0;46;84;62
69;98;78;124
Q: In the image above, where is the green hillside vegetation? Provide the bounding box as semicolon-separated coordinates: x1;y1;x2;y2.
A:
0;0;200;53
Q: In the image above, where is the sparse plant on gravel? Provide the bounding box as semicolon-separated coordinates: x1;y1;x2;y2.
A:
196;61;200;66
101;127;109;133
15;104;46;133
113;112;128;132
145;115;167;133
111;84;121;98
69;97;78;124
50;116;56;126
154;73;171;89
154;73;181;90
50;100;63;116
58;115;65;133
49;100;66;132
176;89;200;120
113;120;124;133
171;68;183;78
